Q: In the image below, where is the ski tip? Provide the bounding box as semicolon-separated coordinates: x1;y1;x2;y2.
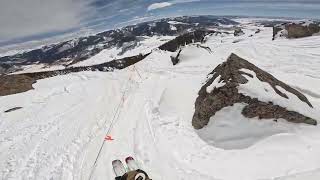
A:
125;156;134;162
112;159;122;165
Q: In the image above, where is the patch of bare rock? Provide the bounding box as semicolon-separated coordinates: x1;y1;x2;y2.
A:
272;21;320;40
0;74;36;96
192;53;317;129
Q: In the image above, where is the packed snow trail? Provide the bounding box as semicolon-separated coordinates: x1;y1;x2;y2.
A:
1;19;320;180
87;68;138;180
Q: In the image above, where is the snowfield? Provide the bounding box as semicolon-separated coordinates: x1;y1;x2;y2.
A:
72;35;175;67
1;19;320;180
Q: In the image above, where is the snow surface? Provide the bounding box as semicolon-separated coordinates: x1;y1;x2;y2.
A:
71;35;175;67
1;19;320;180
11;64;67;75
198;103;318;150
206;75;225;93
168;21;188;25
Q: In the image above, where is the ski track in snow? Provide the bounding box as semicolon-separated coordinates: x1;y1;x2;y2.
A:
1;20;320;180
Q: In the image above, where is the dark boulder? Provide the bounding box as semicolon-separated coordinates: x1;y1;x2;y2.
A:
234;28;244;36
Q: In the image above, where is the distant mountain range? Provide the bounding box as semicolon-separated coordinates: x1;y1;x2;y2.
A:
0;16;238;74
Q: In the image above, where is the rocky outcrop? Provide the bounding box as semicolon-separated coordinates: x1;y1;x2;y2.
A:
234;28;244;36
0;75;36;96
159;30;214;52
272;26;284;40
286;23;320;38
192;53;317;129
272;22;320;40
170;49;182;65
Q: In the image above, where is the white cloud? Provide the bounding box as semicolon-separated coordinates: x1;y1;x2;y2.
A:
147;2;173;11
147;0;201;11
0;0;95;42
171;0;201;3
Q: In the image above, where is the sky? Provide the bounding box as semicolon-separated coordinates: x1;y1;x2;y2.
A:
1;0;320;52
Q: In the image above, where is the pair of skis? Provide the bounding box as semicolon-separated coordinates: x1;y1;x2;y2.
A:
112;156;139;177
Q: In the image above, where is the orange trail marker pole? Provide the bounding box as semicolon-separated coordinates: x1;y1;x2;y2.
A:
104;135;114;141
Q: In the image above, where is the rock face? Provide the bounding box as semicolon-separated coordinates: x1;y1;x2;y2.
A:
286;23;320;38
192;53;317;129
272;22;320;39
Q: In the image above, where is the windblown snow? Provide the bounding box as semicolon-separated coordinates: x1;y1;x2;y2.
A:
1;19;320;180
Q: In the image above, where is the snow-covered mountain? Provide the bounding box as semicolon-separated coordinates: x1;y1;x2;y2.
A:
0;16;237;74
1;17;320;180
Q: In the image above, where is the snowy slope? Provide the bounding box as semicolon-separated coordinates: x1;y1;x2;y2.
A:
1;19;320;180
72;36;175;67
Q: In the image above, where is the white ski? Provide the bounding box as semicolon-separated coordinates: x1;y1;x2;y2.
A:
112;160;126;177
125;156;139;171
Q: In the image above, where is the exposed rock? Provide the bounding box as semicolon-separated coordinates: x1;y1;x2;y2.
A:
272;22;320;40
255;29;261;34
4;107;23;113
272;26;284;40
234;28;244;36
170;49;182;65
159;30;214;52
195;44;213;53
0;75;36;96
192;53;317;129
286;23;320;38
232;39;243;43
